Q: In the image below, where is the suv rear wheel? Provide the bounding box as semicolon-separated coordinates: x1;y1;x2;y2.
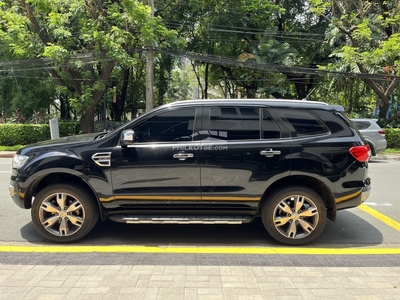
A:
261;186;327;245
31;184;99;243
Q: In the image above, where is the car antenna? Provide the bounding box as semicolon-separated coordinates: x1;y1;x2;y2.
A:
302;88;316;101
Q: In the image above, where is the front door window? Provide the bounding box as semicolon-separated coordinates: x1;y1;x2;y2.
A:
134;108;196;143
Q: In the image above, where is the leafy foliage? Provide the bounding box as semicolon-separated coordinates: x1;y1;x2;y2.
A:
385;128;400;148
309;0;400;119
0;0;399;129
0;122;79;146
0;0;178;132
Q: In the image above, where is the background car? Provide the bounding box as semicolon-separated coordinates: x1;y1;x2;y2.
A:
351;118;387;156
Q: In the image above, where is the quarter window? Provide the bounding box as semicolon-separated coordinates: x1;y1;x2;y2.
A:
133;108;196;142
352;121;371;130
275;109;329;136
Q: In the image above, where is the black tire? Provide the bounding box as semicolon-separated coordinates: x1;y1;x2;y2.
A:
31;184;99;243
261;186;327;245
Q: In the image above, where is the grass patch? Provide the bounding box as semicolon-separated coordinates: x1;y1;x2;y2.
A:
384;148;400;154
0;145;25;151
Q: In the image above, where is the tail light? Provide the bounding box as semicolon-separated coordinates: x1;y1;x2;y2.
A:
378;129;385;136
349;144;371;163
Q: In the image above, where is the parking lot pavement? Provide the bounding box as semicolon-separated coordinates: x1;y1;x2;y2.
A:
0;252;400;300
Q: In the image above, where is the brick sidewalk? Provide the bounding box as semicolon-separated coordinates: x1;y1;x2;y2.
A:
1;253;400;299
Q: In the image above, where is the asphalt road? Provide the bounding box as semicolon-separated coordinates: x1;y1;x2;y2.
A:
1;157;400;248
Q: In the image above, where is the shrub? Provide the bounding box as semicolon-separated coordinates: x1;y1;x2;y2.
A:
385;128;400;148
59;122;80;136
0;122;79;146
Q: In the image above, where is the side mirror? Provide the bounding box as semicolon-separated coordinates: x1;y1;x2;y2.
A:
120;129;135;147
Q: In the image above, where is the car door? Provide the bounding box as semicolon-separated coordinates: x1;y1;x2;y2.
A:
110;106;203;207
200;106;292;210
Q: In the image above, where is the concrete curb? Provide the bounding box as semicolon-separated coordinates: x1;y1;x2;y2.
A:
371;153;400;161
0;151;16;158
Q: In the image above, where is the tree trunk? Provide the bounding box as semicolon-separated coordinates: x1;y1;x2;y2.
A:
283;72;316;99
80;60;116;133
246;87;256;98
113;69;130;121
191;61;204;99
205;63;209;99
379;101;390;119
80;104;96;133
158;55;172;105
348;79;354;113
60;95;67;120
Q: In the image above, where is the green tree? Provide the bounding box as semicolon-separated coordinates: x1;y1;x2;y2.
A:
309;0;400;119
0;64;57;122
0;0;177;132
166;0;282;98
160;0;332;100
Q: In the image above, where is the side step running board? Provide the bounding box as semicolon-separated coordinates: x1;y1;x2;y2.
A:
109;214;254;224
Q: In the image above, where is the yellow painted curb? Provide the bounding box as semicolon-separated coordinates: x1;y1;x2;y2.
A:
0;245;399;255
359;204;400;232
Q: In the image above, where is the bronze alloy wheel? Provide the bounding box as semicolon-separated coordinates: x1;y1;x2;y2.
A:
38;192;86;237
32;184;99;243
272;194;319;240
262;186;327;245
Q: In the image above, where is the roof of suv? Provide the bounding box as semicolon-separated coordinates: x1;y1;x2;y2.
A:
165;99;344;111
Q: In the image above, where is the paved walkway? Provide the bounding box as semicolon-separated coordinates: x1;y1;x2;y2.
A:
1;252;400;299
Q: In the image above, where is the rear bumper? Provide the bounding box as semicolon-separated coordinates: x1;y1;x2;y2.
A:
336;178;371;210
375;139;387;153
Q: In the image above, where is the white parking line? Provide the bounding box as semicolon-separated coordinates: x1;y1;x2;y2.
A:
364;202;394;207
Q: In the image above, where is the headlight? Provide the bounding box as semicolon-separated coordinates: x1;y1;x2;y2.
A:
12;154;29;169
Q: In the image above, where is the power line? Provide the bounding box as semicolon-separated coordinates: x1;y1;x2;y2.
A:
159;48;400;82
0;48;398;83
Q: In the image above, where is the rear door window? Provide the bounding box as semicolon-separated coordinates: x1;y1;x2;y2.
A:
208;107;260;140
262;109;281;139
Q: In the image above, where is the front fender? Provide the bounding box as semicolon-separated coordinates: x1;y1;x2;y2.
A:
16;152;113;209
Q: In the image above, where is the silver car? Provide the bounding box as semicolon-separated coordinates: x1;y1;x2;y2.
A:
351;118;387;156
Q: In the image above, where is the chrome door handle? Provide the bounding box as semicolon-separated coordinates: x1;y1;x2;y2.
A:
173;153;194;161
260;149;281;157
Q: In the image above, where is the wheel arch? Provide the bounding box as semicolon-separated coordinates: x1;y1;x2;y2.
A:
366;140;376;156
259;175;336;221
24;172;108;221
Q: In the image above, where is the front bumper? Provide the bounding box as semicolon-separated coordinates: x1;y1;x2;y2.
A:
9;179;26;209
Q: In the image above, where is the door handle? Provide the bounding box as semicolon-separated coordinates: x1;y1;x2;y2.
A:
260;149;281;157
173;153;194;161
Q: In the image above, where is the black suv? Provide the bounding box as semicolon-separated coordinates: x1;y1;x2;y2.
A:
9;99;371;245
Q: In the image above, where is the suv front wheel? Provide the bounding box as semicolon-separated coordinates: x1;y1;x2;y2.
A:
31;184;99;243
261;186;327;245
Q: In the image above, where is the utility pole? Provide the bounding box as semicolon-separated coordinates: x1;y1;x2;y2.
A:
146;0;154;112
